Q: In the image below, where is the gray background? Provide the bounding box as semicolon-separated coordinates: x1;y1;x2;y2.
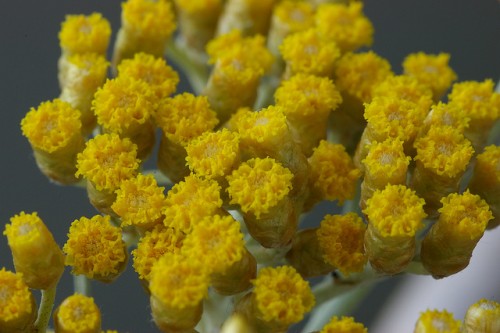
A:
0;0;499;332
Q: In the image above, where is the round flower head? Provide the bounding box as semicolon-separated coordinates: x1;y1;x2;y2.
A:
62;53;109;93
252;266;314;326
132;225;185;281
156;93;219;146
403;52;457;100
117;52;179;100
320;316;367;333
280;28;340;77
271;1;315;35
112;173;167;230
335;51;392;102
122;0;176;41
0;268;36;332
226;157;293;219
308;141;361;205
185;129;241;179
163;174;223;233
317;213;367;275
464;299;500;333
448;79;500;122
414;309;461;333
21;99;82;154
76;133;139;192
4;212;65;290
54;294;101;333
421;102;470;136
59;13;111;55
315;2;373;53
63;215;128;282
181;215;244;275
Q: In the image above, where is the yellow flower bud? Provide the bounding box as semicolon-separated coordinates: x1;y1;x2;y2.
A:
4;212;65;290
463;299;500;333
54;294;101;333
216;0;276;37
414;309;461;333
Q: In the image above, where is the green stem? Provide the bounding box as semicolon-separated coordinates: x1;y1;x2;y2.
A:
73;274;91;296
196;290;231;333
34;286;57;333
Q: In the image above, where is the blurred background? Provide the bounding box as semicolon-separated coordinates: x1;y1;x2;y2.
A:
0;0;499;332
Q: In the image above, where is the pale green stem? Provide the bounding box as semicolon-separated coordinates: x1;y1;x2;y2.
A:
73;274;91;296
142;169;173;187
34;286;57;333
196;290;232;333
166;39;209;94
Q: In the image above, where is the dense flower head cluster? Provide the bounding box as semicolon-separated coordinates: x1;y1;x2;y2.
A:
7;0;500;332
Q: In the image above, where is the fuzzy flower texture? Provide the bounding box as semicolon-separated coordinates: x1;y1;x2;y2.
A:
8;0;500;332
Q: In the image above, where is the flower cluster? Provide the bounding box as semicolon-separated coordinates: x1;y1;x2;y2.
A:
4;0;499;332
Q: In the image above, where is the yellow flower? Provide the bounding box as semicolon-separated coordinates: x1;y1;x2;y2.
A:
420;102;470;136
185;128;241;180
280;28;340;77
63;215;127;282
163;174;223;233
116;52;179;100
75;133;139;192
335;51;392;102
112;174;167;230
59;13;111;55
122;0;176;41
308;141;361;204
414;126;474;178
365;185;426;238
149;253;210;310
93;77;157;135
317;213;367;275
4;212;65;290
463;299;500;333
315;2;373;53
21;99;81;154
0;268;36;332
320;316;367;333
156;93;219;146
61;52;109;93
54;294;101;333
403;52;457;100
182;214;244;275
448;79;500;122
132;225;185;281
252;266;314;325
275;73;342;121
226;157;293;219
414;309;461;333
272;1;314;33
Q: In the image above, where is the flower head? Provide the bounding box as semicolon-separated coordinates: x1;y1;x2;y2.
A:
76;133;139;192
122;0;176;41
464;299;500;333
0;268;35;331
156;93;219;146
308;141;361;204
21;99;81;153
112;173;167;229
363;138;410;185
280;28;340;77
149;253;210;309
62;53;109;92
335;51;392;102
132;225;185;280
403;52;457;100
182;215;245;275
317;213;367;275
315;2;373;53
4;212;65;289
414;126;474;178
414;309;461;333
252;266;314;325
163;174;223;233
364;185;426;237
59;13;111;55
272;1;315;33
63;215;127;282
54;294;101;333
226;158;293;218
320;316;367;333
422;102;470;134
93;77;157;134
117;52;179;100
185;129;241;179
448;79;500;122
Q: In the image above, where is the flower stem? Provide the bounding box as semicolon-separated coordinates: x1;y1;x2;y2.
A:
34;286;57;333
73;274;91;296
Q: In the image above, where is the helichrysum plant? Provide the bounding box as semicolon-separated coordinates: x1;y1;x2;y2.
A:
3;0;500;332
